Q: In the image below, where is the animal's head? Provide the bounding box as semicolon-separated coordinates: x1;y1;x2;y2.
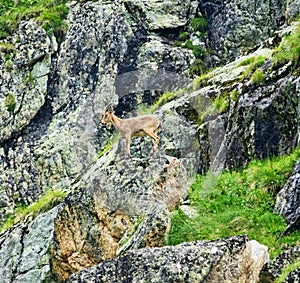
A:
101;104;114;125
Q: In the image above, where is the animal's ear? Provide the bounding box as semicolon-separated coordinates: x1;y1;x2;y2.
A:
106;104;114;113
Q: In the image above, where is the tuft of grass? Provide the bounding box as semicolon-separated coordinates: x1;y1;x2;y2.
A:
168;148;300;258
274;259;300;283
231;89;238;101
250;69;266;86
272;23;300;72
4;93;16;112
193;72;215;89
213;95;229;113
190;16;208;37
179;31;190;41
97;133;119;159
0;189;67;232
240;55;267;80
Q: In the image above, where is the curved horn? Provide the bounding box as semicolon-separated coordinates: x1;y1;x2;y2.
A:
105;103;114;112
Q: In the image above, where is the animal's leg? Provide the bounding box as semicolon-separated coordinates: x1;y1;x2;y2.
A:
124;134;131;157
143;128;159;151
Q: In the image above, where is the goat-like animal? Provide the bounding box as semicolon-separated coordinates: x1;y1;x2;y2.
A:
101;105;161;157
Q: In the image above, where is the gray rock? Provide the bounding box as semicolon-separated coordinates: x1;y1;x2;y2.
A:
123;0;198;30
284;267;300;283
0;206;61;283
67;235;269;283
285;0;300;23
49;151;189;281
0;0;194;223
200;0;285;65
274;159;300;235
259;245;300;283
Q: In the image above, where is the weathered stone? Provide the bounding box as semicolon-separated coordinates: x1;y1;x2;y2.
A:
285;0;300;24
67;235;269;283
49;150;189;281
199;0;285;65
123;0;198;30
274;159;300;235
259;245;300;283
0;0;194;223
0;206;61;283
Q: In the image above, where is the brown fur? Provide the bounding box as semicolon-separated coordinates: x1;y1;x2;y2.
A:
101;106;161;157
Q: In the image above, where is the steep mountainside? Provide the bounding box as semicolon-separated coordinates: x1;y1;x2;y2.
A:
0;0;299;282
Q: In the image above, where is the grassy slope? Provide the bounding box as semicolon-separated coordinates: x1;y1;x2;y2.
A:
168;149;300;258
168;21;300;259
0;0;68;39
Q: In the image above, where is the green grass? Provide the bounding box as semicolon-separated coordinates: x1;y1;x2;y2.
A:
250;69;266;86
274;259;300;283
5;93;16;112
240;55;267;80
97;133;119;158
0;0;68;39
168;148;300;258
273;23;300;72
0;188;67;232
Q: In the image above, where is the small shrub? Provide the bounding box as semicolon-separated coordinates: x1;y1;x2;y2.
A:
273;24;300;72
4;93;16;112
250;69;265;86
189;59;206;76
190;17;207;33
179;31;190;41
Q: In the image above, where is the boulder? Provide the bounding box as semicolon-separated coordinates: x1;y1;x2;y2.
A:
67;235;269;283
274;159;300;235
0;206;61;283
199;0;285;65
259;245;300;283
49;149;189;281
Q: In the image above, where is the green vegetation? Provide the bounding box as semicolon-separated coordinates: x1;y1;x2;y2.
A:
231;89;238;101
137;89;188;115
273;23;300;72
250;69;266;86
97;133;119;158
274;259;300;283
4;93;16;112
190;16;208;37
0;0;68;40
0;189;67;232
240;55;267;80
179;31;190;41
193;72;215;89
168;148;300;258
213;95;229;113
174;16;208;76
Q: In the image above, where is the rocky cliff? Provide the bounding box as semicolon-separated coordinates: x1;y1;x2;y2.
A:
0;0;299;282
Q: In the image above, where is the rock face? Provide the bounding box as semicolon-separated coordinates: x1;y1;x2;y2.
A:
274;159;300;235
0;1;299;283
49;150;189;281
0;206;61;283
0;151;188;283
67;235;269;283
260;245;300;283
0;1;195;223
200;0;285;65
